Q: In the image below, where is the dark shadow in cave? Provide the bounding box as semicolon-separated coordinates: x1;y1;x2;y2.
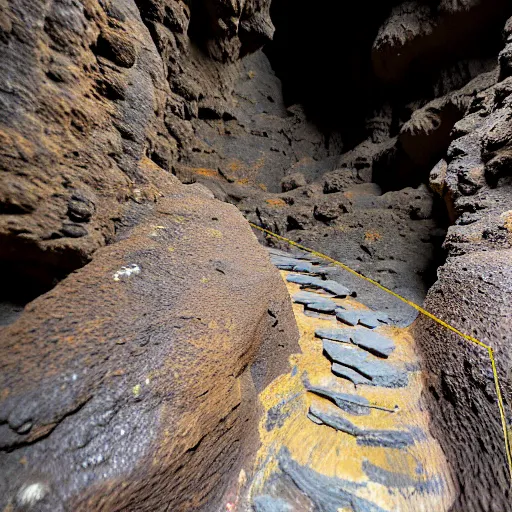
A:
265;0;509;151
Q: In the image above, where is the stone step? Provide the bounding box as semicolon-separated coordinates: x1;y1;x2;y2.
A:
309;403;418;449
324;341;408;387
316;326;396;358
286;274;353;297
305;383;372;416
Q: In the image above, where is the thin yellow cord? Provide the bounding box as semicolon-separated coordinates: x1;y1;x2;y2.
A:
250;222;512;483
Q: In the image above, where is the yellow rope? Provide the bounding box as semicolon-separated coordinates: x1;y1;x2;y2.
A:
250;222;512;483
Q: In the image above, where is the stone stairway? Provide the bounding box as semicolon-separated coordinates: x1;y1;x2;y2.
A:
246;249;455;511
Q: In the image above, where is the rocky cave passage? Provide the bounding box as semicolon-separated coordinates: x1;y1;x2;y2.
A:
1;0;512;511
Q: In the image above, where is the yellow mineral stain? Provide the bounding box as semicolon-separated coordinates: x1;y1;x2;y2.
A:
501;210;512;233
229;160;243;172
207;228;223;238
265;198;287;208
249;271;455;510
194;168;219;177
364;231;382;242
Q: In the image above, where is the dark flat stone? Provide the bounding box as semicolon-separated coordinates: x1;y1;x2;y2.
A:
357;429;415;449
309;405;415;450
252;495;294;512
292;291;339;311
271;257;304;270
306;301;337;314
317;326;395;358
303;310;330;319
312;266;331;276
315;327;353;343
318;279;353;297
375;311;391;324
306;383;371;416
293;291;335;304
323;341;408;388
362;460;442;493
331;363;372;386
286;274;353;297
268;248;292;258
336;309;360;326
307;412;324;425
352;329;396;358
292;262;313;273
357;311;380;329
333;308;392;330
308;405;361;435
278;448;386;512
286;273;323;287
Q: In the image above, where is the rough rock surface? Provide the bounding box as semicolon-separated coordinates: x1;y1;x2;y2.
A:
414;17;512;510
2;0;512;509
416;251;512;510
0;179;298;511
0;0;291;300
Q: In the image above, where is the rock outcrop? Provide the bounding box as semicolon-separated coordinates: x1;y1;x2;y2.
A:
1;0;303;509
414;17;512;510
0;178;298;511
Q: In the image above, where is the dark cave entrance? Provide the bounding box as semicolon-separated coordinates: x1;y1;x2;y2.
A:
252;0;512;318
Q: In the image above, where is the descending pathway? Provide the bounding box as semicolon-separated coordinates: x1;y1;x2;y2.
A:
246;249;455;511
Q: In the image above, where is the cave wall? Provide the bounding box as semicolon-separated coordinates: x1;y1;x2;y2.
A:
0;0;286;294
0;1;303;510
1;0;512;510
414;17;512;510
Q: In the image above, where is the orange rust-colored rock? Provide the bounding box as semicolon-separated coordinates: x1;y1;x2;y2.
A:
0;182;298;511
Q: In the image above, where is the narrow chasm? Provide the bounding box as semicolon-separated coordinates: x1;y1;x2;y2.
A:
181;0;511;325
2;0;512;510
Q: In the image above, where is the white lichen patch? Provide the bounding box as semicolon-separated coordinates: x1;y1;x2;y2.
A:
149;225;166;237
16;482;49;507
113;264;141;282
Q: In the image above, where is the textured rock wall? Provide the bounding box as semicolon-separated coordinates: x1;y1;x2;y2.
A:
414;17;512;510
0;176;299;511
0;0;301;509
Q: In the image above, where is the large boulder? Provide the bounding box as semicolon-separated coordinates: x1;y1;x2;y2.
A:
0;180;298;511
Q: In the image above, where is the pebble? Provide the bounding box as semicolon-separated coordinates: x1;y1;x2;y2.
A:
113;264;141;281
